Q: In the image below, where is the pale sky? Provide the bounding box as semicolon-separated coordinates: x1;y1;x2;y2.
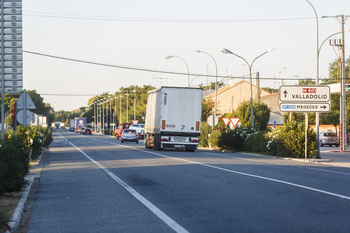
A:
22;0;350;111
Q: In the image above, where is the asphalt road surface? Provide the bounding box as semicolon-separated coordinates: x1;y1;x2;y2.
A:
26;129;350;233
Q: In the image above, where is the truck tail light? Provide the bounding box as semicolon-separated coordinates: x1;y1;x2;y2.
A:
161;137;169;141
196;121;200;131
191;138;199;142
162;120;166;129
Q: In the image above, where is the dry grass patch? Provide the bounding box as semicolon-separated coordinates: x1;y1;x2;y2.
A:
0;191;24;233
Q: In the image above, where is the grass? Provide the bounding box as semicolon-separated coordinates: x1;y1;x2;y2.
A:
0;191;24;233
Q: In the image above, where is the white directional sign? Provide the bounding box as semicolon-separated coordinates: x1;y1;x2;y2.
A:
279;85;331;113
0;80;22;86
280;85;330;102
4;74;22;80
280;103;330;112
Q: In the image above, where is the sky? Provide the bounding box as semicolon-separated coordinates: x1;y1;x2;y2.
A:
21;0;350;111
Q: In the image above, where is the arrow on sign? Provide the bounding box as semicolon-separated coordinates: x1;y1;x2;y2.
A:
283;90;288;97
320;105;327;109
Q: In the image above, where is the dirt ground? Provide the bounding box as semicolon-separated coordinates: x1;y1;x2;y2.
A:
0;190;24;233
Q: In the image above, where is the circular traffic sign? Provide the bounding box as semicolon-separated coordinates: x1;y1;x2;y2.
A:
104;123;108;127
17;109;32;125
207;115;219;127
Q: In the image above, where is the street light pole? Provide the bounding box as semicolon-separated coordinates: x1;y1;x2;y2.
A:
193;50;217;130
120;95;123;124
109;97;112;130
221;48;275;127
114;97;117;130
305;0;321;159
103;98;106;133
165;55;190;87
125;93;129;122
133;89;136;121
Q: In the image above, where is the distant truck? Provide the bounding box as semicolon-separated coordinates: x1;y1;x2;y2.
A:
75;117;86;132
69;119;75;131
144;87;202;152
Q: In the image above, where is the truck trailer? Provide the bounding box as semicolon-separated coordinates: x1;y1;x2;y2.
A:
75;117;86;132
144;87;202;151
69;119;75;131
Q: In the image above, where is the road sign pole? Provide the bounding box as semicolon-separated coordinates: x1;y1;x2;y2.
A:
23;89;26;126
1;0;4;140
305;113;308;160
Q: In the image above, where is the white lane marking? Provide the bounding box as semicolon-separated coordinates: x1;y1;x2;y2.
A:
57;133;188;233
103;140;350;201
306;167;350;176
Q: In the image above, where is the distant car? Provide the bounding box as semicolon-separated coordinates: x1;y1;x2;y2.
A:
83;128;92;135
79;127;85;134
319;131;339;147
121;129;139;143
115;123;132;139
129;124;145;139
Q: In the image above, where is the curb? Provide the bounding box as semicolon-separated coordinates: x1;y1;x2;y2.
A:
5;175;34;233
199;148;335;164
5;150;44;232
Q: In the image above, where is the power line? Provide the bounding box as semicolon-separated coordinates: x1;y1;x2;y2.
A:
24;50;318;81
23;11;315;23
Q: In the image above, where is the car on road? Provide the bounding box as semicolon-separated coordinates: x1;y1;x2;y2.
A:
121;129;139;143
319;131;339;147
83;128;92;135
115;123;132;139
129;124;145;139
79;127;85;134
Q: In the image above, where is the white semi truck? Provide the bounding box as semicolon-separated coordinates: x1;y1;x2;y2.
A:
144;87;202;151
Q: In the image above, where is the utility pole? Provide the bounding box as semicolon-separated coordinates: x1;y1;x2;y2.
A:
324;15;350;151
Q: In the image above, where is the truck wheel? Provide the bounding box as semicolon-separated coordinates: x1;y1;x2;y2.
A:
185;149;195;152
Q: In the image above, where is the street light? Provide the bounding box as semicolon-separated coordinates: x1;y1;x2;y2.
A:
125;93;129;122
133;89;136;121
103;98;106;133
165;55;190;87
152;77;171;87
193;50;217;130
221;48;275;127
120;95;123;123
114;96;117;130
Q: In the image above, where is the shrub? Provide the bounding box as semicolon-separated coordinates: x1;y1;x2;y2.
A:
199;122;210;147
244;129;270;153
209;129;222;148
266;121;316;158
0;136;29;194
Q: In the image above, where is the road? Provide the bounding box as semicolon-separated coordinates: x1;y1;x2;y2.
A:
26;129;350;233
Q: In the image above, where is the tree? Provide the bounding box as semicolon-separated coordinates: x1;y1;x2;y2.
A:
298;78;316;85
27;90;53;116
234;101;270;130
201;99;214;122
322;56;350;85
261;87;278;93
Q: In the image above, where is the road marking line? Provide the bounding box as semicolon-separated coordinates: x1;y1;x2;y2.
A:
57;133;188;233
306;167;350;176
104;140;350;201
